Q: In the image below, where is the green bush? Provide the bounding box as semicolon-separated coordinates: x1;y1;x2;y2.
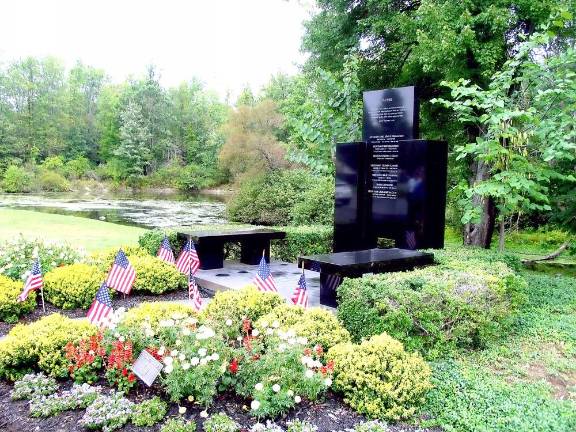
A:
0;313;96;380
203;413;240;432
271;225;333;262
337;259;526;358
138;230;181;256
2;165;33;193
129;255;185;294
43;263;106;309
161;418;197;432
201;286;285;334
327;333;431;421
42;156;65;171
0;274;36;323
227;169;331;226
256;304;350;350
38;170;71;192
64;156;91;179
290;175;334;226
131;396;168;427
430;247;523;272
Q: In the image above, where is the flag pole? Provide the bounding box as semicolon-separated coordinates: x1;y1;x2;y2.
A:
301;260;305;274
40;284;46;313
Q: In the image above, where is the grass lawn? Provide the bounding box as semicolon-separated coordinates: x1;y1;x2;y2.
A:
0;209;146;251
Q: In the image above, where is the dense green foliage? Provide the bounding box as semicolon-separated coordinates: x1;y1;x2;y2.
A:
328;333;431;420
227;169;333;226
0;60;228;189
43;263;106;309
0;313;96;380
129;255;185;294
0;274;36;323
337;257;526;357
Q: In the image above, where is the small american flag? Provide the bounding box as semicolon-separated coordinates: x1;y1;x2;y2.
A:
105;249;136;295
87;282;113;326
405;230;417;250
157;235;175;264
17;258;43;302
291;273;308;308
253;255;277;292
176;238;200;274
188;269;202;311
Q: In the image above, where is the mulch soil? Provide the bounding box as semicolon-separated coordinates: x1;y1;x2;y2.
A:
0;288;200;337
0;380;440;432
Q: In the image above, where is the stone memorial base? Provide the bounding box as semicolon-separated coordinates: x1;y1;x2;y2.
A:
194;260;324;308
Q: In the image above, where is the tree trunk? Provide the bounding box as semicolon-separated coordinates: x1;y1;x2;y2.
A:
498;217;505;252
463;159;496;248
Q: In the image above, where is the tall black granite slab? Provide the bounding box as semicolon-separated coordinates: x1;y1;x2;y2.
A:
368;139;448;249
333;142;371;252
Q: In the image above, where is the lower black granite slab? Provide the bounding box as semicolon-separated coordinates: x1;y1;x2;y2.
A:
298;248;434;306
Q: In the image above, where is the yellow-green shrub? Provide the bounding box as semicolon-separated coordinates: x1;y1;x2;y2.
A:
0;275;36;323
0;313;96;380
256;304;350;350
121;302;197;329
130;255;185;294
88;245;149;272
44;263;107;309
201;285;284;333
327;333;432;421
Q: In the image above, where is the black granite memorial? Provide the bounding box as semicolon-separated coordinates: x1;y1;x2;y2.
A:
333;86;448;252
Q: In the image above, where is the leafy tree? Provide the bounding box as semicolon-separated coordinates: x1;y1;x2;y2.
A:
115;101;152;181
302;0;574;246
433;12;576;250
219;99;288;179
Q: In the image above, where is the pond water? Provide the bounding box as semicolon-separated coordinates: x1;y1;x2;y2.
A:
0;191;228;229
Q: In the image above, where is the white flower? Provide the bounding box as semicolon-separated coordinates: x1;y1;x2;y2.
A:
294;395;301;403
305;369;314;379
324;378;332;386
182;362;190;370
272;321;280;328
158;346;165;356
200;358;208;366
266;328;274;336
145;329;154;337
197;325;215;340
179;354;186;361
118;336;125;342
236;336;243;342
287;390;294;397
301;356;310;365
278;343;287;353
225;319;233;326
191;357;200;366
164;364;174;373
260;321;269;328
252;329;260;337
179;406;187;414
160;319;175;327
172;312;186;320
164;356;174;365
255;382;264;391
211;353;220;361
272;384;281;393
287;329;296;338
251;400;261;410
200;410;208;418
190;317;198;325
175;340;182;346
170;350;179;357
198;348;207;357
297;337;308;345
182;328;191;336
288;338;296;345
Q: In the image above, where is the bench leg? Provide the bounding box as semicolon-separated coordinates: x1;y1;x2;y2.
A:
319;272;343;307
196;242;225;270
240;240;270;265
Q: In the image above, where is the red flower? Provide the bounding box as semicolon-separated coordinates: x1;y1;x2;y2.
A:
326;360;335;371
229;358;239;374
122;368;128;377
315;345;324;356
242;318;251;335
320;366;328;375
128;373;135;382
303;348;312;356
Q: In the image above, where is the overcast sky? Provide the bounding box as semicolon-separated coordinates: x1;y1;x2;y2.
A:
0;0;313;99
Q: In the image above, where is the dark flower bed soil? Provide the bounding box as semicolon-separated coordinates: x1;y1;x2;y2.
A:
0;380;439;432
0;288;202;337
